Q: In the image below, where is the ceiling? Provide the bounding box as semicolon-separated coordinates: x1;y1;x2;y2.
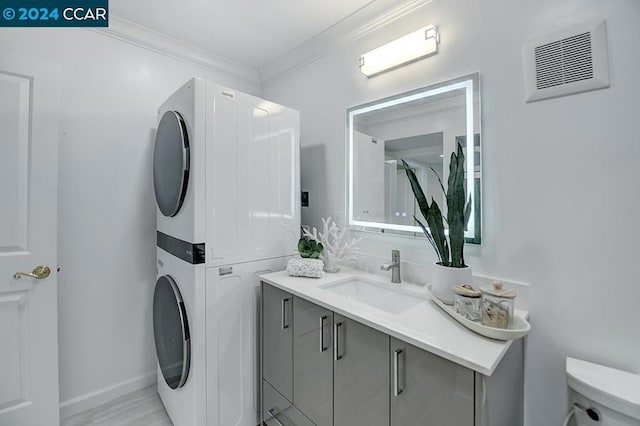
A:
110;0;382;69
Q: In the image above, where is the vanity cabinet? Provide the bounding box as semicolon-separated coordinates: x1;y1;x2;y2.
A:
262;283;293;401
261;282;522;426
333;313;389;426
389;337;474;425
293;297;333;426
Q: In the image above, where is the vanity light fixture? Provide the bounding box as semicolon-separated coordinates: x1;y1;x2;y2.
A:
359;25;440;77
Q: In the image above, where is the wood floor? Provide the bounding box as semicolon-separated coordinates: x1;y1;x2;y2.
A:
61;385;172;426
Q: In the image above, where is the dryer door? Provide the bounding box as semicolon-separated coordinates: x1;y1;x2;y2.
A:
153;275;190;389
153;110;190;217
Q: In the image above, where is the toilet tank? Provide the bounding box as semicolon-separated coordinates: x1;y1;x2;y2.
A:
566;358;640;425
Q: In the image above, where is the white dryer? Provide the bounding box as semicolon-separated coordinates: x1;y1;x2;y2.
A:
153;79;205;248
153;78;300;264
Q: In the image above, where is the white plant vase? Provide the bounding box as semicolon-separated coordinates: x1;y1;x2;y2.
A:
322;254;340;273
431;263;473;305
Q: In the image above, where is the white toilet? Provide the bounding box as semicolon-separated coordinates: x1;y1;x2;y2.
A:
566;357;640;425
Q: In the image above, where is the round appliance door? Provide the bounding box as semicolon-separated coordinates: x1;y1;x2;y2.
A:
153;110;190;217
153;275;190;389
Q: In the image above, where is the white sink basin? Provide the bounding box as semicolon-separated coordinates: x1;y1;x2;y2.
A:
321;278;424;314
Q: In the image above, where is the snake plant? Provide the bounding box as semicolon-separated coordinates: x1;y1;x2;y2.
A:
402;142;472;268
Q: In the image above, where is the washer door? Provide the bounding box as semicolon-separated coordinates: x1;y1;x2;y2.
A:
153;110;190;217
153;275;190;389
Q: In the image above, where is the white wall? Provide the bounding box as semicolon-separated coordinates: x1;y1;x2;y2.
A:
263;0;640;424
0;26;260;416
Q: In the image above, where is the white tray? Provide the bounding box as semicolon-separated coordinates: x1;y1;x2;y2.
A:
426;285;530;341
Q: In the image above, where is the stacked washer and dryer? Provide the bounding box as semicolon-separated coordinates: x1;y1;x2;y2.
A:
152;78;300;426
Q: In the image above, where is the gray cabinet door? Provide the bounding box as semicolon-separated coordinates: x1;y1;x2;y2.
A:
262;283;293;401
333;314;389;426
293;297;333;426
390;337;474;426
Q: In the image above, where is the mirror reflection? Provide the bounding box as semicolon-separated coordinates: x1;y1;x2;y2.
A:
348;73;481;242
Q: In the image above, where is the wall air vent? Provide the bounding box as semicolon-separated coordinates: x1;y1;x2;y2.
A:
534;32;593;89
523;19;609;103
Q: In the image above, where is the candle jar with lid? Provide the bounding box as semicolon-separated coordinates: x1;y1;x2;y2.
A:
480;281;516;329
453;284;482;322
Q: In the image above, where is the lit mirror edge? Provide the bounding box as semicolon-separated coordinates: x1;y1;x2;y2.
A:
346;72;482;245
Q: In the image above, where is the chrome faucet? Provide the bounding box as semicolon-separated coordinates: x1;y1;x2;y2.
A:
380;250;401;283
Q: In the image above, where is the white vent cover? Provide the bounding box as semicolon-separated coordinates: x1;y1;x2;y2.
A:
523;19;609;103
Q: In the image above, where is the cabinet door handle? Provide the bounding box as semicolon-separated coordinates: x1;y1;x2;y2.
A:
334;321;344;361
319;315;328;352
393;348;404;397
267;408;286;426
281;298;290;330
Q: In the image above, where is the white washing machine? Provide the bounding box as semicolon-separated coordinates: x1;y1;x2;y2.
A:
154;247;206;426
152;78;300;426
155;247;290;426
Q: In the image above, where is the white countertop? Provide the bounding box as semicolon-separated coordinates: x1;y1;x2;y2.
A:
260;268;525;376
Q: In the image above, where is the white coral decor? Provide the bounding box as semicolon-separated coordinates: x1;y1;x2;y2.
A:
302;217;361;273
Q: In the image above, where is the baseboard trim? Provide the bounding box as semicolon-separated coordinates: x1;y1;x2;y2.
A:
59;370;157;419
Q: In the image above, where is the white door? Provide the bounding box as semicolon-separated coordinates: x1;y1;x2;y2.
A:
0;53;60;426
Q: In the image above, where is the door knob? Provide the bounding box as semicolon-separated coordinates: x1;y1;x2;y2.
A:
14;265;51;280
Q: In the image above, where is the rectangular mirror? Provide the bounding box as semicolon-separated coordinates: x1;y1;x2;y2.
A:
347;73;481;243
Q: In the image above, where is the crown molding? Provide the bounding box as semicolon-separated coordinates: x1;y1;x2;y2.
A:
87;3;431;91
89;16;261;89
260;0;431;88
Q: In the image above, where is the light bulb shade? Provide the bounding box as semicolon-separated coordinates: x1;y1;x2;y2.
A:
359;25;440;77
